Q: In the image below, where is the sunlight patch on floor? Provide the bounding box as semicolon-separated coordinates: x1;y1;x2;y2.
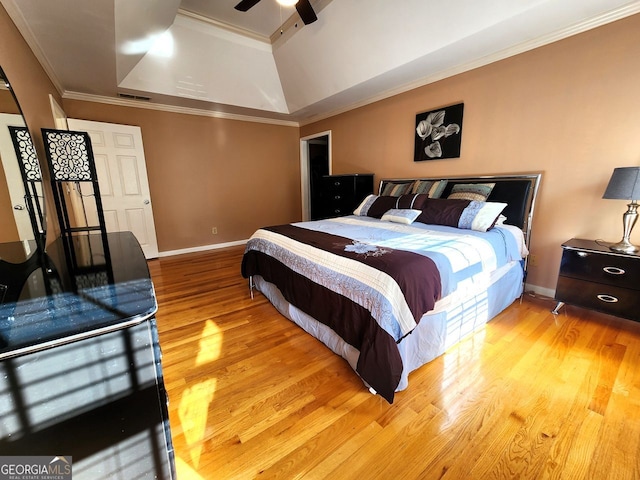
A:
175;455;206;480
196;320;223;366
178;319;223;468
179;378;218;467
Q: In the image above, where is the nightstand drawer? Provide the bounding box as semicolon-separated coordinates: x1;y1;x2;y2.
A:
555;276;640;321
560;248;640;291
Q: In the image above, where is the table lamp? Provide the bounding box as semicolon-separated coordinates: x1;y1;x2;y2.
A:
602;166;640;253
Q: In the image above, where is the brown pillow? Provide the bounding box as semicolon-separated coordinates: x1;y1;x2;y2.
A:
365;196;400;218
416;198;471;227
415;197;508;231
396;194;430;210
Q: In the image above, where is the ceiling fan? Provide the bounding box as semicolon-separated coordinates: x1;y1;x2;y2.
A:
234;0;318;25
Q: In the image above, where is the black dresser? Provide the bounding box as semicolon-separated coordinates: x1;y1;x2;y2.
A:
553;238;640;321
0;232;175;479
314;174;374;219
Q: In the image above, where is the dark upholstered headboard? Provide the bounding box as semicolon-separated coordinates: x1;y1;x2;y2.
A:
379;174;542;247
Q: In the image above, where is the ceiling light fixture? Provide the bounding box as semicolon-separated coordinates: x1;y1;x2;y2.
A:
276;0;298;6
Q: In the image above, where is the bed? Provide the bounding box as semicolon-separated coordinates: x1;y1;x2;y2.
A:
241;174;541;403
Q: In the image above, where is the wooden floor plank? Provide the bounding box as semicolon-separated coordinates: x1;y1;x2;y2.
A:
148;246;640;479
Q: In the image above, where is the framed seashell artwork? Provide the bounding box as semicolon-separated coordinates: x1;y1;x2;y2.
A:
414;102;464;161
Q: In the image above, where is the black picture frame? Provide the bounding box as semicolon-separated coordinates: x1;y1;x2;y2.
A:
414;103;464;162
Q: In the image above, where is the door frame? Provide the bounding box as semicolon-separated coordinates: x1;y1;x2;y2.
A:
299;130;331;221
49;94;68;130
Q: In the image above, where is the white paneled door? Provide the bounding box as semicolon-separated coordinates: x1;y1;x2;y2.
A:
67;119;159;259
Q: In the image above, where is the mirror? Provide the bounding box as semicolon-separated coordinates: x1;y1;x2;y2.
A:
0;66;45;256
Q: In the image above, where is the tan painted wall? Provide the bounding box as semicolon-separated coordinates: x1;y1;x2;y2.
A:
62;100;302;252
0;89;20;114
301;14;640;293
0;3;62;243
0;8;61;136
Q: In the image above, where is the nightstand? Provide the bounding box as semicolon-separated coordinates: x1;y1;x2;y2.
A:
553;238;640;321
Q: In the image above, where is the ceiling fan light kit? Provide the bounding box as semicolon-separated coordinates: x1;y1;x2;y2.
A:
276;0;299;6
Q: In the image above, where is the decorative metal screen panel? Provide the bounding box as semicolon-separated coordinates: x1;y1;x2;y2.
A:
43;130;93;181
8;126;41;181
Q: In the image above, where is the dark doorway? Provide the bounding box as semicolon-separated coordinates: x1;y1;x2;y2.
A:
308;135;329;220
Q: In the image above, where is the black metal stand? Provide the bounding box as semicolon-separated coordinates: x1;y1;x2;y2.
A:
41;128;113;290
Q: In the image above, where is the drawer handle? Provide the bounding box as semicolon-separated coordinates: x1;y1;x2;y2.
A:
577;251;589;257
334;181;341;186
597;294;619;303
334;195;341;200
603;266;625;275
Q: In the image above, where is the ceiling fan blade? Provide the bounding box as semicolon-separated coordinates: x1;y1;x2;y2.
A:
295;0;317;25
235;0;262;12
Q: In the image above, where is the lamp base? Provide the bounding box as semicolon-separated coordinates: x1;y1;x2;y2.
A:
609;202;639;254
609;239;639;253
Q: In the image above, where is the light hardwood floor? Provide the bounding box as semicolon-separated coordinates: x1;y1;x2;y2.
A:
148;246;640;479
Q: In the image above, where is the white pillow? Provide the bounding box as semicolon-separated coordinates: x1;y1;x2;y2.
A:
381;208;422;225
458;201;507;232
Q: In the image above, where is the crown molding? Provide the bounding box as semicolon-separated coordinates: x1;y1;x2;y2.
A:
62;91;300;127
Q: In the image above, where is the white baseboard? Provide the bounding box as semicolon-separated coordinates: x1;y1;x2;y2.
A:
524;283;555;299
158;239;248;258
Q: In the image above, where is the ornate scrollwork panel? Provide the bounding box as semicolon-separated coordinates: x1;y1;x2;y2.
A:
43;130;93;181
8;126;41;181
